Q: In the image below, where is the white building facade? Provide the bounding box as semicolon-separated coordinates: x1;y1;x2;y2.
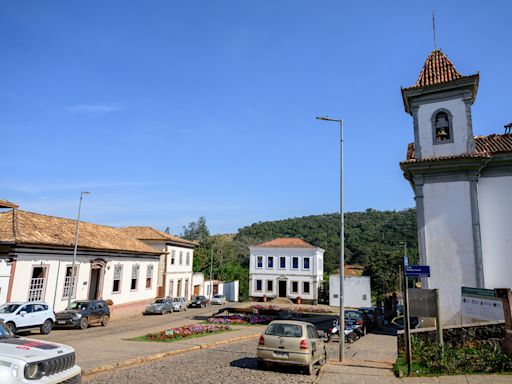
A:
249;238;324;304
329;275;371;308
0;210;161;312
121;227;196;300
401;50;512;324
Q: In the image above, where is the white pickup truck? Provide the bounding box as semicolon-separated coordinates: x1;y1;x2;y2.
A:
0;321;81;383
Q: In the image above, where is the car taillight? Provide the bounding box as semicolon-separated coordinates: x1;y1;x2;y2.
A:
258;335;265;345
356;320;364;325
300;339;308;349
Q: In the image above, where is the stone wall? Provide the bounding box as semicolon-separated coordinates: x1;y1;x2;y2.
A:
397;321;506;353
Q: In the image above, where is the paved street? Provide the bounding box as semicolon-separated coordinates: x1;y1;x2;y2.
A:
28;303;243;371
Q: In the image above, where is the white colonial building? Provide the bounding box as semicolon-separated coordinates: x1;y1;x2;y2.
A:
400;49;512;324
0;209;161;312
121;227;196;300
249;238;324;304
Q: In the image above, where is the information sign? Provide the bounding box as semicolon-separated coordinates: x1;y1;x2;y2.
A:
405;265;430;278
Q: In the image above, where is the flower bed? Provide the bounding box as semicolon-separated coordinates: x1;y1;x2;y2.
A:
139;323;231;342
207;314;273;325
252;304;331;314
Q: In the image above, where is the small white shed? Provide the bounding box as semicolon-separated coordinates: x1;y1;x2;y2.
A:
329;275;371;308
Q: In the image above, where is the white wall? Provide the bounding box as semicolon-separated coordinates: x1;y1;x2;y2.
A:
9;252;159;311
329;275;371;308
423;180;476;323
248;246;324;301
417;98;470;158
479;175;512;289
0;259;10;304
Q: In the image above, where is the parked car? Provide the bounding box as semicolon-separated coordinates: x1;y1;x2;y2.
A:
170;297;187;312
256;320;327;375
210;294;226;305
189;296;210;308
0;302;55;335
143;298;173;315
55;300;110;329
344;310;367;336
359;307;378;328
390;316;420;330
0;319;81;383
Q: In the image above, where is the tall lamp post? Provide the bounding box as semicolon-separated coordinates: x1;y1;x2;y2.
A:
316;116;344;362
68;191;91;308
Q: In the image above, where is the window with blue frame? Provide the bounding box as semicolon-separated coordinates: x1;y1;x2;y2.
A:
279;256;286;269
267;256;274;269
257;256;263;268
303;257;310;270
292;257;299;269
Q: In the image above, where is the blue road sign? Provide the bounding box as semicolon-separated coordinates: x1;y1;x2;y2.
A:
405;265;430;277
404;256;409;267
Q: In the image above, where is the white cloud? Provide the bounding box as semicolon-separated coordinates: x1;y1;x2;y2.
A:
65;103;124;114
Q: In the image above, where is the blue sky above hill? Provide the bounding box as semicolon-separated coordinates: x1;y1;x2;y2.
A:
1;1;511;234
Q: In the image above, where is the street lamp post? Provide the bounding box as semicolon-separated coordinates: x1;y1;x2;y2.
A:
68;191;90;308
316;116;344;362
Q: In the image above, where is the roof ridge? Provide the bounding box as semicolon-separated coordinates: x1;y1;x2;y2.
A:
16;209;125;231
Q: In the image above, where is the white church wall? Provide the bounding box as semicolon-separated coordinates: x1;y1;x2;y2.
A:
478;175;512;289
417;98;470;159
423;180;477;323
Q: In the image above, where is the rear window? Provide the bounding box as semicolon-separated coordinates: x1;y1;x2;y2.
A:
266;323;303;338
345;311;362;320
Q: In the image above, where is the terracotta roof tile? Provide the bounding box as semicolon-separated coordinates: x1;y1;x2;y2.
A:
404;133;512;163
252;238;317;249
0;199;18;209
121;226;197;247
0;210;160;255
403;50;478;91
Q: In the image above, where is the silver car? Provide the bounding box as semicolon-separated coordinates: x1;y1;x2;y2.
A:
143;298;173;315
257;320;327;375
170;297;187;312
211;294;226;305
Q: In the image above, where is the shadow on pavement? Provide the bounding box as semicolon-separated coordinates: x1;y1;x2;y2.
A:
230;357;308;375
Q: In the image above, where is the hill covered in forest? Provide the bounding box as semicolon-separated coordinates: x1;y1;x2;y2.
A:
188;208;418;299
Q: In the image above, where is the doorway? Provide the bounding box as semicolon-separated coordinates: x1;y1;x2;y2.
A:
278;280;287;298
88;259;106;300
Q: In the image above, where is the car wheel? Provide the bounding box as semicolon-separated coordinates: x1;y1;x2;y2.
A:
6;322;16;334
101;315;109;326
40;319;53;335
79;317;89;330
160;309;165;315
184;306;187;311
306;359;314;375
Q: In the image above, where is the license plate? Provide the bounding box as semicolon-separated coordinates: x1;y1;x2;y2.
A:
58;321;65;324
273;351;288;358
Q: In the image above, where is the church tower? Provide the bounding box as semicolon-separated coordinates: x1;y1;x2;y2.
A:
401;50;484;324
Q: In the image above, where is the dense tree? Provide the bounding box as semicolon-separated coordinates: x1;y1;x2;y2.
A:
187;209;418;300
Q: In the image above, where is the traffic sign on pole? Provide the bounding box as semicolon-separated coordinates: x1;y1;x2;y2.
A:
405;265;430;278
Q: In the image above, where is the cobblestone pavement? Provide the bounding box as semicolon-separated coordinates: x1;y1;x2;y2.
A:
85;337;342;384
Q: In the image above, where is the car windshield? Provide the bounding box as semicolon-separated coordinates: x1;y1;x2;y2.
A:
0;304;20;314
153;299;165;304
196;296;206;300
171;298;181;302
0;321;14;338
345;311;362;320
213;295;223;299
266;323;303;338
67;302;89;310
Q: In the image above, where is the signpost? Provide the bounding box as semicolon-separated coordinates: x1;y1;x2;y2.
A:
405;265;430;278
461;287;504;322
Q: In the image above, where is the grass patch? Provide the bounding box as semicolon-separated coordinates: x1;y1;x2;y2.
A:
395;337;512;376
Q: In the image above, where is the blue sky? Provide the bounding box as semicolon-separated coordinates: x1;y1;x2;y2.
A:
1;1;511;234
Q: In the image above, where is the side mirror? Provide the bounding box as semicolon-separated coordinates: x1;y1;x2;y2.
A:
20;311;27;316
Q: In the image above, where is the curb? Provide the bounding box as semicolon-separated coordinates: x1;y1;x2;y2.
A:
82;333;261;378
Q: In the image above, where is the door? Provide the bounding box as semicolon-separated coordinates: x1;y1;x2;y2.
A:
278;281;287;298
17;304;34;327
89;268;100;300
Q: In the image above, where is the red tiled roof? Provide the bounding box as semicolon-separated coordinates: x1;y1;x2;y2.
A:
403;50;478;91
252;238;317;249
121;226;197;247
404;134;512;163
0;199;18;209
0;210;160;255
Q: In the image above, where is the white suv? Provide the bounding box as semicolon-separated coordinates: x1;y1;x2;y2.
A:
0;302;55;335
0;320;81;383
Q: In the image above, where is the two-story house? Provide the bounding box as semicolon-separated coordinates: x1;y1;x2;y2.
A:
249;238;324;304
121;227;196;300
